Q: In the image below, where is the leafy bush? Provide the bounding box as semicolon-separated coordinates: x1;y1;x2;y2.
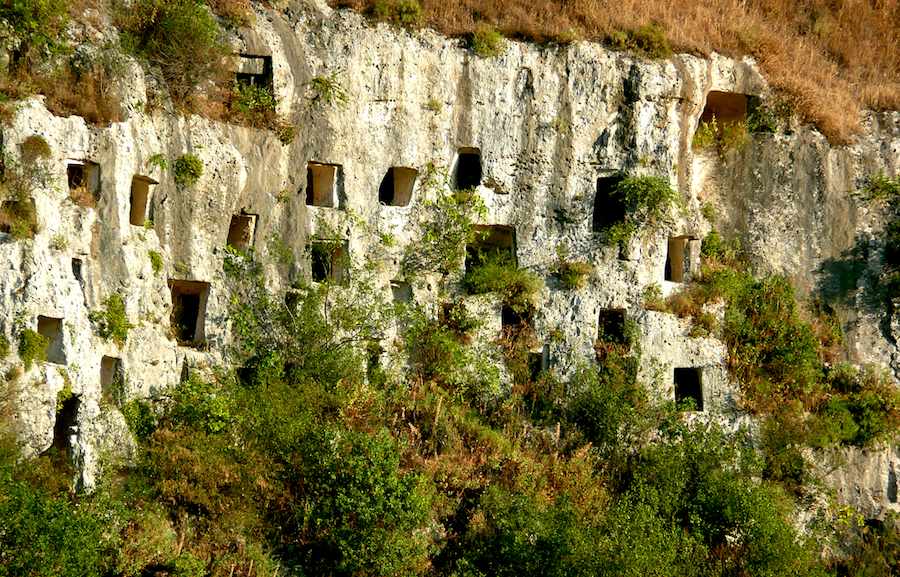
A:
555;258;593;290
567;355;644;461
20;135;52;161
373;0;422;26
692;116;749;155
307;71;349;107
721;274;823;409
0;0;68;70
861;173;900;202
463;252;543;314
0;478;118;576
168;375;232;434
121;399;157;441
0;159;40;240
404;185;487;274
117;0;227;102
89;293;132;347
598;175;680;245
607;23;672;59
291;428;431;576
471;23;506;58
173;153;203;187
148;250;163;274
229;82;276;127
0;334;8;358
18;329;49;369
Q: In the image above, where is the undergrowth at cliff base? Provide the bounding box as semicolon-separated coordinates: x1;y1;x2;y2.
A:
660;229;900;492
2;250;891;576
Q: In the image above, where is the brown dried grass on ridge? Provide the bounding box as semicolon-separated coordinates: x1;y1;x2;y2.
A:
335;0;900;143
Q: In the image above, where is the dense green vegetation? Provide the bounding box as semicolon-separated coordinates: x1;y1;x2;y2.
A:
2;238;897;575
595;175;681;245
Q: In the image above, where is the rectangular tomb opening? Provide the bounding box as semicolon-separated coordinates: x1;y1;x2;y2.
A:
169;280;210;347
309;240;348;285
700;91;749;125
306;162;339;208
674;367;703;411
379;166;417;207
67;160;101;205
226;213;257;252
100;355;123;400
235;54;273;92
129;175;157;226
37;315;65;365
466;224;517;273
592;174;626;233
454;147;482;190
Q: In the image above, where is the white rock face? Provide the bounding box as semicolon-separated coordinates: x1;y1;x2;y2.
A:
1;5;898;509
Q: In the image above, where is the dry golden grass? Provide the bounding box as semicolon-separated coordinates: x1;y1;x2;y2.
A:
335;0;900;143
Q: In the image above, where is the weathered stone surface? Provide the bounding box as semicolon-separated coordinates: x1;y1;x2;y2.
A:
1;4;897;512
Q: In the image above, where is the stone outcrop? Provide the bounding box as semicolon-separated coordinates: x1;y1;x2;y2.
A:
1;3;898;513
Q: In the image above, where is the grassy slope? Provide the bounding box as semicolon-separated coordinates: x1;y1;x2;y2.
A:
336;0;900;143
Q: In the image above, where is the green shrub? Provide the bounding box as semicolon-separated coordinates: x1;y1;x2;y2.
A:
861;172;900;203
0;0;68;70
307;71;349;107
817;364;900;446
229;82;276;127
121;399;157;441
403;184;488;274
89;293;132;348
117;0;228;102
18;329;49;369
0;334;9;358
146;153;168;172
457;486;596;577
599;175;680;245
20;135;52;161
607;23;672;59
567;355;644;461
0;478;117;576
292;428;431;576
556;259;593;290
148;250;163;274
693;116;749;155
471;23;506;58
168;375;232;434
463;252;543;314
173;153;203;187
373;0;422;26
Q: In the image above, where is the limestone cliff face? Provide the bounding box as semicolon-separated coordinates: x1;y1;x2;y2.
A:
2;1;898;513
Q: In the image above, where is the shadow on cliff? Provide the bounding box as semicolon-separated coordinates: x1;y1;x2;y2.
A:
816;232;894;342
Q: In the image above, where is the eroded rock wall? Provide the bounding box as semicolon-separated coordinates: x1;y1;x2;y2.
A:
1;3;898;510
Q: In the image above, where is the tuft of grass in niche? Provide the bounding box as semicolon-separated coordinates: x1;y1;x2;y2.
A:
147;153;168;172
116;0;228;104
462;251;543;315
373;0;422;27
89;293;133;348
148;250;163;274
471;23;506;58
599;175;681;245
207;0;254;28
692;115;749;156
49;234;67;251
20;135;52;162
307;71;349;107
606;23;671;59
554;248;593;290
173;154;203;187
18;329;49;370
